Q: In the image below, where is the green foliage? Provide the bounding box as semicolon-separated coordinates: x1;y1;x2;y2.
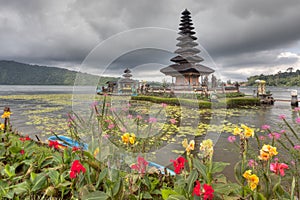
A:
247;69;300;86
0;60;117;85
226;97;260;108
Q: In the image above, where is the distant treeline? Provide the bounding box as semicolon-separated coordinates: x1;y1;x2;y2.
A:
247;69;300;86
0;60;118;85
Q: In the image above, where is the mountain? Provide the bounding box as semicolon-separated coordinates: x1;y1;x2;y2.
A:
247;69;300;86
0;60;118;85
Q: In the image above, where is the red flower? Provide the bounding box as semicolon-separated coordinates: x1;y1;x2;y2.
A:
193;180;201;196
70;160;86;179
192;181;214;200
19;136;31;142
170;156;187;174
131;156;149;174
270;161;289;176
203;184;214;200
49;140;62;149
20;149;25;155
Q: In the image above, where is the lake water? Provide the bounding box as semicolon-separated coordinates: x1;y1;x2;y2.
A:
0;85;299;175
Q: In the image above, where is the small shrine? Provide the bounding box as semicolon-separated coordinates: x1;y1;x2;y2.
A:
117;68;139;95
160;9;214;90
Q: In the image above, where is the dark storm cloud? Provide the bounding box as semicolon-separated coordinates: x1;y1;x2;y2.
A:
0;0;300;81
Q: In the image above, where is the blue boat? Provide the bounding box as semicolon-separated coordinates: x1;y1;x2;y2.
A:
48;135;175;175
48;135;88;150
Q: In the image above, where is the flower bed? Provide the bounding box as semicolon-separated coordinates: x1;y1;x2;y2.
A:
0;102;299;199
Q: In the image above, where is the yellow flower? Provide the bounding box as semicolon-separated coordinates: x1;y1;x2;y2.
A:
0;123;4;130
121;133;130;144
1;111;11;119
182;139;194;153
233;126;242;135
129;136;135;144
243;170;252;179
200;139;214;157
243;170;259;191
122;133;135;145
186;140;195;153
243;125;254;138
258;150;270;161
200;139;213;151
248;174;259;190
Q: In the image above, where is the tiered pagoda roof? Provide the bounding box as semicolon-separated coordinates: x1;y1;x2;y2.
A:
161;9;214;76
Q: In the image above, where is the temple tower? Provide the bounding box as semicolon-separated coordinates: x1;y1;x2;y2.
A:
160;9;214;90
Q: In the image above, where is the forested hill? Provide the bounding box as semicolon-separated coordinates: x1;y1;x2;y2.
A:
247;69;300;86
0;60;117;85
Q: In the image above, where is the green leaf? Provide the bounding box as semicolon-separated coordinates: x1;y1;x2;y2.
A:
82;191;109;200
161;189;178;200
193;159;207;181
12;181;30;195
187;169;198;193
4;164;15;178
142;191;152;199
47;170;60;185
9;146;21;154
31;173;47;192
112;178;122;196
166;194;187;200
211;162;230;173
213;183;240;196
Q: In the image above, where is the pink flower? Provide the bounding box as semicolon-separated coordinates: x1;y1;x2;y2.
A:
108;124;115;129
136;115;142;120
296;117;300;124
261;124;270;130
248;159;258;167
294;107;300;112
270;161;289;176
148;117;157;123
121;127;127;132
279;114;286;120
127;114;133;119
227;136;236;143
268;132;281;140
161;103;167;108
280;130;286;134
294;145;300;150
131;156;149;174
104;119;111;123
259;136;266;140
127;103;131;107
170;118;176;124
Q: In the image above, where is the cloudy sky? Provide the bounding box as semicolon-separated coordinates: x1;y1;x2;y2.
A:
1;0;300;82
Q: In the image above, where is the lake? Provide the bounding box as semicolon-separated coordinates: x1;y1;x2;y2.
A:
0;85;299;175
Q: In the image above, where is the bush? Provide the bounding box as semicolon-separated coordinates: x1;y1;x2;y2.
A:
226;97;260;108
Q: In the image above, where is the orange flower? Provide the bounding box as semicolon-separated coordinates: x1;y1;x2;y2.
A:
259;144;278;160
243;170;259;191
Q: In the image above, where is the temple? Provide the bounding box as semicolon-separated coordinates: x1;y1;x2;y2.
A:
160;9;214;91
